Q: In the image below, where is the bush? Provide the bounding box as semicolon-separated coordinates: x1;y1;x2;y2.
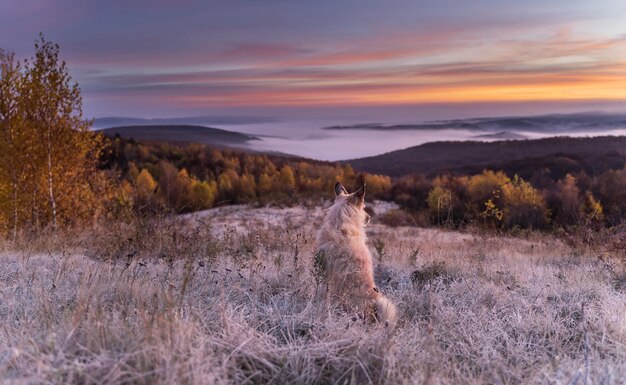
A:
500;175;550;230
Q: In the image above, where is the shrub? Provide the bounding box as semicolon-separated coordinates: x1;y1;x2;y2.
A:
500;175;550;229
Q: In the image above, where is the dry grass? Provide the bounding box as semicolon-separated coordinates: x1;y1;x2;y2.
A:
1;203;625;385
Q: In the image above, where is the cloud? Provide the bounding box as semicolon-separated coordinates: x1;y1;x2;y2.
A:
3;1;625;116
78;28;626;109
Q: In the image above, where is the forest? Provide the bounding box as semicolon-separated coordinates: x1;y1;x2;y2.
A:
99;136;625;231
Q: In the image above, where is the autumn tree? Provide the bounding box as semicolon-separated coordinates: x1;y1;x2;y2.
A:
237;173;257;202
189;180;217;210
390;174;431;210
134;168;159;208
362;174;392;198
427;185;455;225
0;50;28;238
594;167;626;225
550;174;582;226
500;175;549;229
466;170;509;219
425;175;468;226
581;191;604;225
257;173;273;198
277;165;296;192
0;36;104;235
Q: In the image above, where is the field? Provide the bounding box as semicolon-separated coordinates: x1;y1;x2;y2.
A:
1;203;625;385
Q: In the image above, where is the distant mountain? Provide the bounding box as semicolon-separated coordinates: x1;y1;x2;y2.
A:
93;116;279;129
100;125;259;147
324;112;626;134
346;136;626;177
473;131;527;140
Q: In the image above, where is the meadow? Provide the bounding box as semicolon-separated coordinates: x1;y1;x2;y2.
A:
1;202;624;385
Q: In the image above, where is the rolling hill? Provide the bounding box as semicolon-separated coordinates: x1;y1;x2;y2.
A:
99;125;626;181
100;125;259;147
93;116;278;129
346;136;626;177
324;112;626;133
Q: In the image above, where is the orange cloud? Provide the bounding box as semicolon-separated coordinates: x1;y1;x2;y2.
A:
82;27;626;110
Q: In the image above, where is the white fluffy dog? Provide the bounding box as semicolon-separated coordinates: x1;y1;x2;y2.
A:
316;181;396;328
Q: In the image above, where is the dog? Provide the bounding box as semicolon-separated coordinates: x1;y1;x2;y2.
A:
315;181;396;328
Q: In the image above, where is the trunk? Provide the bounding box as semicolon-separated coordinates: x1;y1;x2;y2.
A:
31;188;37;229
11;179;17;240
47;126;57;231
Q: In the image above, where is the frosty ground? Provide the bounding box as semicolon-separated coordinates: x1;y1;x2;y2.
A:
0;203;624;384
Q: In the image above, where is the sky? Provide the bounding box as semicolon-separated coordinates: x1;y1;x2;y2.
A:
1;0;626;121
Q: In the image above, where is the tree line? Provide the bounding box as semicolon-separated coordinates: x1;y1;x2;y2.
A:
388;167;625;230
100;136;625;231
101;136;392;216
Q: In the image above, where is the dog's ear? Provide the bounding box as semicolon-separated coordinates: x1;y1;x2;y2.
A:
353;182;366;203
335;181;348;197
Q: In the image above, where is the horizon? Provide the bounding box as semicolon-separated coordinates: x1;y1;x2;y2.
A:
94;111;626;161
93;109;626;122
1;1;626;121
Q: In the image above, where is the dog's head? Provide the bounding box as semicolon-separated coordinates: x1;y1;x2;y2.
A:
333;181;371;227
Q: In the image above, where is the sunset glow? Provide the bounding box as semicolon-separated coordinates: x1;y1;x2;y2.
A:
1;0;625;118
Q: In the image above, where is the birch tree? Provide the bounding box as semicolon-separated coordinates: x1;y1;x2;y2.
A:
0;36;105;235
22;35;104;230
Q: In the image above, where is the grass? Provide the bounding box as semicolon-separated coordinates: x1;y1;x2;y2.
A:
0;204;625;384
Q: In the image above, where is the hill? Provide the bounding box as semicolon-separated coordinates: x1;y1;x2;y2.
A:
93;116;278;129
2;206;624;384
100;124;259;147
472;131;527;140
347;136;626;177
324;112;626;133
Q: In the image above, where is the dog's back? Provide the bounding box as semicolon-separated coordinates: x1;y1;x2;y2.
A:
316;182;396;327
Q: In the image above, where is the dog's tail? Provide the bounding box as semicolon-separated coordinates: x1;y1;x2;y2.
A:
375;295;397;329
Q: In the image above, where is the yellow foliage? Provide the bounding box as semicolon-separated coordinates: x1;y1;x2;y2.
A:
0;37;106;233
427;186;455;224
582;191;604;223
190;180;216;210
363;174;392;197
500;175;549;229
278;165;296;192
467;170;509;208
481;198;503;222
257;173;273;196
135;169;158;199
218;169;239;193
238;173;257;201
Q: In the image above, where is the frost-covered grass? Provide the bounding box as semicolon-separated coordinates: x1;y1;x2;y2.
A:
1;204;625;385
